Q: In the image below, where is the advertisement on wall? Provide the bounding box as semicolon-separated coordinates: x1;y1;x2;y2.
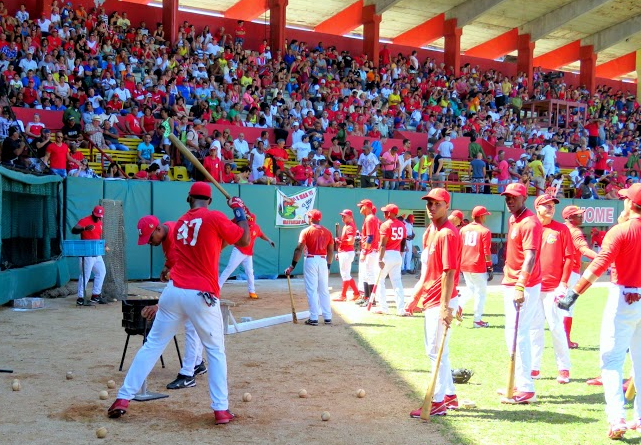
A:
275;188;317;227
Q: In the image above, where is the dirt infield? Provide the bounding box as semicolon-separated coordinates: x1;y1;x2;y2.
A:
0;276;448;445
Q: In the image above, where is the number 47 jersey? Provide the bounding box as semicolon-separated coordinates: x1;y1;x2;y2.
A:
459;222;492;274
171;207;244;297
379;218;406;251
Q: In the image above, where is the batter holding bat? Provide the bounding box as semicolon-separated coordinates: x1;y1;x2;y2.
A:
108;182;250;425
406;188;461;417
332;209;360;302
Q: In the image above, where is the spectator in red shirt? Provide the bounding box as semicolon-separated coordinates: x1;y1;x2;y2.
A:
203;146;223;183
44;131;81;177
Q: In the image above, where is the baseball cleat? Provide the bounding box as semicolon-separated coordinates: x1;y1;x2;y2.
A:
91;295;108;304
107;398;129;418
587;376;603;386
568;341;579;349
410;400;447;418
557;370;570;384
501;391;536;404
304;319;319;326
354;298;365;305
166;373;196;389
76;298;94;306
608;419;627;440
194;361;207;376
473;321;489;328
324;319;332;325
531;370;541;379
444;394;458;410
248;293;258;299
214;409;236;425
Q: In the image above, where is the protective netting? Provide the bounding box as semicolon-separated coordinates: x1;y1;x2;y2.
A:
0;174;61;270
100;199;128;300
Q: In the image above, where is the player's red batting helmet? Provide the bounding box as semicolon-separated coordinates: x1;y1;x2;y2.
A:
137;215;159;245
381;204;399;215
92;205;104;218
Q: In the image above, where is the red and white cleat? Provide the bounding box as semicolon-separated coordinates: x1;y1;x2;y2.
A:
501;391;537;404
444;394;458;410
214;409;236;425
107;398;129;418
410;400;447;418
531;370;541;379
557;370;570;384
608;419;627;440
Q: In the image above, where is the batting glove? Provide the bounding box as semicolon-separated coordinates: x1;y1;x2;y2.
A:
228;196;246;210
487;266;494;282
557;290;580;311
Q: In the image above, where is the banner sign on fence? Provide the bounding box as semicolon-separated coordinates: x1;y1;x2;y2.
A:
276;188;317;227
579;206;615;225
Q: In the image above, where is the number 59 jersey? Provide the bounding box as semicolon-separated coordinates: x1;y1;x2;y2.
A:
171;207;244;296
459;222;492;274
379;218;406;251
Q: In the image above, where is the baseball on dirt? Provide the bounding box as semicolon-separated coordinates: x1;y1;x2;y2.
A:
96;427;108;438
99;390;109;400
11;379;21;391
321;411;331;421
107;380;116;389
298;389;308;398
242;392;252;402
66;371;73;380
356;389;366;398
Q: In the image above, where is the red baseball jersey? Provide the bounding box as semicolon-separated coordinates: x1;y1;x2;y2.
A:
338;222;356;252
236;221;263;256
459;222;492;273
361;214;380;253
299;224;333;256
170;207;244;296
161;221;177;269
77;216;102;240
588;219;641;287
418;220;461;309
502;208;543;287
379;218;406;251
539;220;574;292
565;222;597;274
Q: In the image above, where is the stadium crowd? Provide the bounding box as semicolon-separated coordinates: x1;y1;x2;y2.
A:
0;1;640;197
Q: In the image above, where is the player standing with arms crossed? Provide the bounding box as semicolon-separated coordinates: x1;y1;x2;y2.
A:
374;204;406;315
332;209;360;302
406;188;461;416
284;210;334;326
355;199;380;307
71;205;108;306
557;183;641;440
458;206;493;328
108;183;250;424
529;194;573;384
499;183;543;404
562;205;597;349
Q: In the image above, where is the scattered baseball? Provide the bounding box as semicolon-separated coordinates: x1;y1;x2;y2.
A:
321;411;331;421
107;380;116;389
96;427;108;439
66;371;74;380
99;390;109;400
298;389;308;398
11;379;21;391
242;392;252;402
356;389;366;398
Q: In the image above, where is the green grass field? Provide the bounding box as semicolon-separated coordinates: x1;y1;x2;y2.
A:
348;286;639;445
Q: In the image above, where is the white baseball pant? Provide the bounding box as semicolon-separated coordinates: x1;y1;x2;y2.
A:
377;250;405;315
218;247;255;293
338;251;355;281
566;271;581;316
460;272;488;322
403;242;413;271
117;282;229;410
503;284;540;393
303;256;331;321
423;296;459;403
77;255;106;297
601;284;641;423
530;290;571;372
180;320;204;377
358;251;378;291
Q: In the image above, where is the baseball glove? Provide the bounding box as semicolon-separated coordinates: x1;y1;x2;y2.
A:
452;368;474;384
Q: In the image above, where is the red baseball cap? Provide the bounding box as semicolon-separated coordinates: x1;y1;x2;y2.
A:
357;199;373;208
618;183;641;206
92;205;104;218
534;194;559;207
450;210;464;220
407;214;415;223
137;215;160;245
189;182;212;199
472;206;491;218
324;169;331;175
307;209;322;221
501;183;528;197
339;209;353;217
562;205;585;219
421;188;451;204
381;204;399;215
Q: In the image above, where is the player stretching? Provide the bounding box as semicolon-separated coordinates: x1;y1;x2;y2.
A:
332;209;360;302
108;182;250;425
558;183;641;440
375;204;406;315
406;188;461;416
71;205;107;306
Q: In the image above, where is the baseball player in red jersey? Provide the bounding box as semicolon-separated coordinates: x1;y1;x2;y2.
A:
284;210;334;325
71;205;107;306
562;205;597;349
558;183;641;440
375;204;406;315
406;188;461;417
529;194;573;384
219;214;275;299
449;209;464;228
135;216;208;390
458;206;493;328
108;182;250;425
499;182;543;404
356;199;380;307
332;209;360;302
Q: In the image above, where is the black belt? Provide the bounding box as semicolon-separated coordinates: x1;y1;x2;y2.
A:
307;255;326;258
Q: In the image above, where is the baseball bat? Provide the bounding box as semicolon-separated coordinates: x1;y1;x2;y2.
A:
168;134;231;200
286;275;298;324
367;269;384;311
506;303;521;400
626;377;636;401
420;324;450;420
334;223;340;252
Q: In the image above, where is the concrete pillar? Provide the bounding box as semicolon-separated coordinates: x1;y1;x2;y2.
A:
517;34;535;93
444;19;462;76
580;45;597;96
362;5;381;67
163;0;179;44
636;49;641;101
269;0;288;56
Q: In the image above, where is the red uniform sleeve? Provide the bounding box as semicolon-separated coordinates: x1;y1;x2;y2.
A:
482;228;492;263
574;230;597;259
588;225;622;278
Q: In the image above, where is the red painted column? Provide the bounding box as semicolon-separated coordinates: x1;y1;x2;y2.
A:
444;19;461;76
517;34;535;93
269;0;288;56
362;5;381;67
580;45;597;96
163;0;179;44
